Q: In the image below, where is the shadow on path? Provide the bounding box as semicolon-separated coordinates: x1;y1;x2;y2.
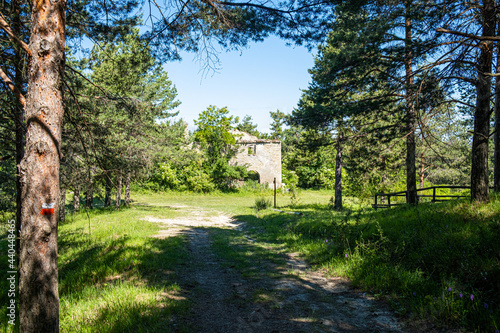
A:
150;212;405;333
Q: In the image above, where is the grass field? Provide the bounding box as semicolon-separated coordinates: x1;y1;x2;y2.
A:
1;189;499;332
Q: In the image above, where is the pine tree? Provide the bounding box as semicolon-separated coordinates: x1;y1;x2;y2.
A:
292;0;449;204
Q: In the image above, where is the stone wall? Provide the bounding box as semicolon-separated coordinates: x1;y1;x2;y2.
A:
230;131;282;188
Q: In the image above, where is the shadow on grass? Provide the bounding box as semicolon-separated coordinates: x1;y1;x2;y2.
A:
56;215;191;332
232;200;500;331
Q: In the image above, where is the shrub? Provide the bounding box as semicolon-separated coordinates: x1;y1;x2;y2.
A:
254;197;272;211
240;180;270;193
182;162;215;193
158;162;180;190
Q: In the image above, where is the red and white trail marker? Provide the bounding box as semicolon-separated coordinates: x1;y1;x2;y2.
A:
40;202;55;215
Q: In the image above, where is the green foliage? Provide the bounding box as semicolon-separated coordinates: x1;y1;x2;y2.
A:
315;166;336;190
282;169;298;192
235;115;262;138
153;160;214;193
182;161;215;193
62;30;184;205
282;169;300;206
0;162;15;212
238;180;270;193
158;162;181;189
194;105;237;147
275;112;337;189
269;110;286;140
194;105;247;190
254;197;272;211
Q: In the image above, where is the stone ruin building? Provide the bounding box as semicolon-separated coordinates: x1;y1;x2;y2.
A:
230;130;282;188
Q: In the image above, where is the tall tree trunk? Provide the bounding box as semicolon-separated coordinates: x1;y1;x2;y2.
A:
19;0;66;331
13;0;25;264
471;0;495;202
494;24;500;192
124;170;131;207
334;132;343;210
85;189;93;209
73;185;80;212
115;171;122;210
405;2;417;205
104;174;112;207
59;186;66;222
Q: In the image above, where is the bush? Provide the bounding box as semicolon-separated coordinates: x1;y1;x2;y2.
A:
254;197;272;211
282;169;298;192
240;180;270;193
183;162;215;193
317;166;336;189
158;162;180;190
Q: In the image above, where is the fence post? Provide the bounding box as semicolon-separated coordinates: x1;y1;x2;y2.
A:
273;177;277;209
374;194;378;209
432;187;436;203
388;195;391;207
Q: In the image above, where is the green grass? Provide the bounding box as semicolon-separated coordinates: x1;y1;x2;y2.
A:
1;189;499;332
233;192;500;332
0;201;191;333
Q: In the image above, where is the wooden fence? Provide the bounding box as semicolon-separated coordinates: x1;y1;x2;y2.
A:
373;185;471;209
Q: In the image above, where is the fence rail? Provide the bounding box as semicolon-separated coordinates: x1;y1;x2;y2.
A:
373;185;471;209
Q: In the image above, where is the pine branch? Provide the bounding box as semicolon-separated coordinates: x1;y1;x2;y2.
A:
0;12;30;55
219;0;329;14
437;27;500;41
0;66;26;107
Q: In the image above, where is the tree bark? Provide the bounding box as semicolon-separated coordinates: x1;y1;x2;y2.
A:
13;0;25;265
19;0;66;331
104;174;112;207
494;23;500;192
334;131;343;210
471;0;495;202
73;185;80;212
124;170;131;207
405;2;417;205
115;171;122;210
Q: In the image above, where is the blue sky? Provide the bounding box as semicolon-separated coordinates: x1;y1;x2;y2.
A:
164;36;316;133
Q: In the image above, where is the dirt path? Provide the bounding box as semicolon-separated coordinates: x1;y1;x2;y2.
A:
144;210;405;332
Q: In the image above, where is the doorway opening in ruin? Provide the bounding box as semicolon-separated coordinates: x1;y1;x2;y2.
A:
245;170;260;183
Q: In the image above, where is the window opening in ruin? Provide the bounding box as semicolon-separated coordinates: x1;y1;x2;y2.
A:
248;145;256;155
